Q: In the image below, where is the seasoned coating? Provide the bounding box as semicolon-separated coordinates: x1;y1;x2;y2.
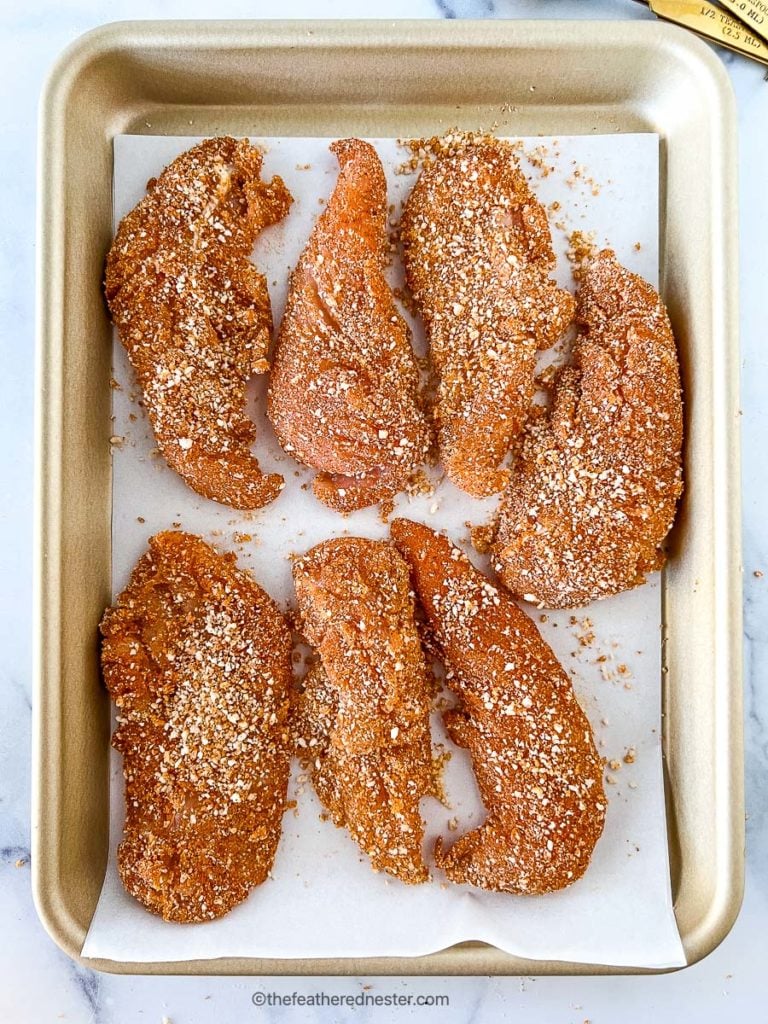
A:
105;137;292;510
493;250;684;608
100;531;293;922
292;538;434;883
268;139;430;513
400;134;575;497
391;518;606;895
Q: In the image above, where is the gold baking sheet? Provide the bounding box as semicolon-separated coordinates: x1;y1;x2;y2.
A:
33;19;743;976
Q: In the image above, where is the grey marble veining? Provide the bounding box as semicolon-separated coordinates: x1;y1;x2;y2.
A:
1;0;765;1020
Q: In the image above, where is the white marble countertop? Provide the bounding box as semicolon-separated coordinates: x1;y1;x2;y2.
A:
1;0;765;1020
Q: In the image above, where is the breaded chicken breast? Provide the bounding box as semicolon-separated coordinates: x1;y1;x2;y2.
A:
292;537;435;883
400;134;575;497
268;139;430;513
493;249;683;608
105;137;292;509
391;518;606;895
100;531;293;922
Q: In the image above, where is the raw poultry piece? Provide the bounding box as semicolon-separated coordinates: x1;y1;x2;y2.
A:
292;537;435;883
493;249;684;608
400;133;575;497
100;531;293;922
105;137;292;509
391;518;606;895
268;139;430;513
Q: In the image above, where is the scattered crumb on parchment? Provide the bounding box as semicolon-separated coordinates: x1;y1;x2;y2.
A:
406;468;435;500
469;522;494;555
566;230;598;281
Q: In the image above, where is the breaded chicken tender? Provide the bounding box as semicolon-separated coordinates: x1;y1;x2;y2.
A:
268;139;430;513
105;137;292;510
100;531;293;922
400;134;575;497
493;249;683;608
292;537;435;883
391;518;606;895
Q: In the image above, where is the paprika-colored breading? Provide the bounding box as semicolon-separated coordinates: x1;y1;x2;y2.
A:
400;133;575;497
105;137;292;509
493;249;684;608
292;537;435;883
391;518;606;895
100;532;293;922
268;139;430;513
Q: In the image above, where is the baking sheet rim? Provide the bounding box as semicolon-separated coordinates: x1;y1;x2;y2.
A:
32;17;744;976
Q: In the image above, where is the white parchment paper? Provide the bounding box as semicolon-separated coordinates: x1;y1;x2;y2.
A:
82;134;686;968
